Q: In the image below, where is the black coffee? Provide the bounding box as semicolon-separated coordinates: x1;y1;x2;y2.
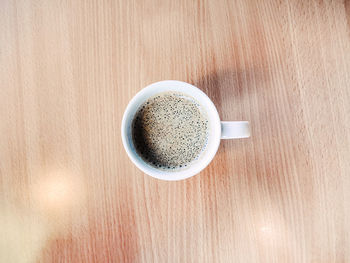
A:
132;92;208;170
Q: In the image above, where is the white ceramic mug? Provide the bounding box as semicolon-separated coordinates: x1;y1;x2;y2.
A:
121;80;250;181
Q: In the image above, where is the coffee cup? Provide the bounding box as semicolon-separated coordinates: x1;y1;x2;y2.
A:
121;80;250;181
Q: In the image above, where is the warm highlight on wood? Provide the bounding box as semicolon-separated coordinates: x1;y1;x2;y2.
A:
1;0;350;262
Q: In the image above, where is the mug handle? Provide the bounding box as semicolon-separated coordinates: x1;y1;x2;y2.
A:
221;121;250;139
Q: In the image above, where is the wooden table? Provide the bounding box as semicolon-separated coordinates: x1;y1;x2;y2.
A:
1;0;350;262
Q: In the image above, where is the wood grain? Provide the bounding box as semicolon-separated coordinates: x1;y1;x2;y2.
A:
1;0;350;262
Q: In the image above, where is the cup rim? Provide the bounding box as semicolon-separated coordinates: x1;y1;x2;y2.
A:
121;80;221;181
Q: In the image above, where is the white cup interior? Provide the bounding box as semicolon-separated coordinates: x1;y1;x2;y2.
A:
121;80;221;181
